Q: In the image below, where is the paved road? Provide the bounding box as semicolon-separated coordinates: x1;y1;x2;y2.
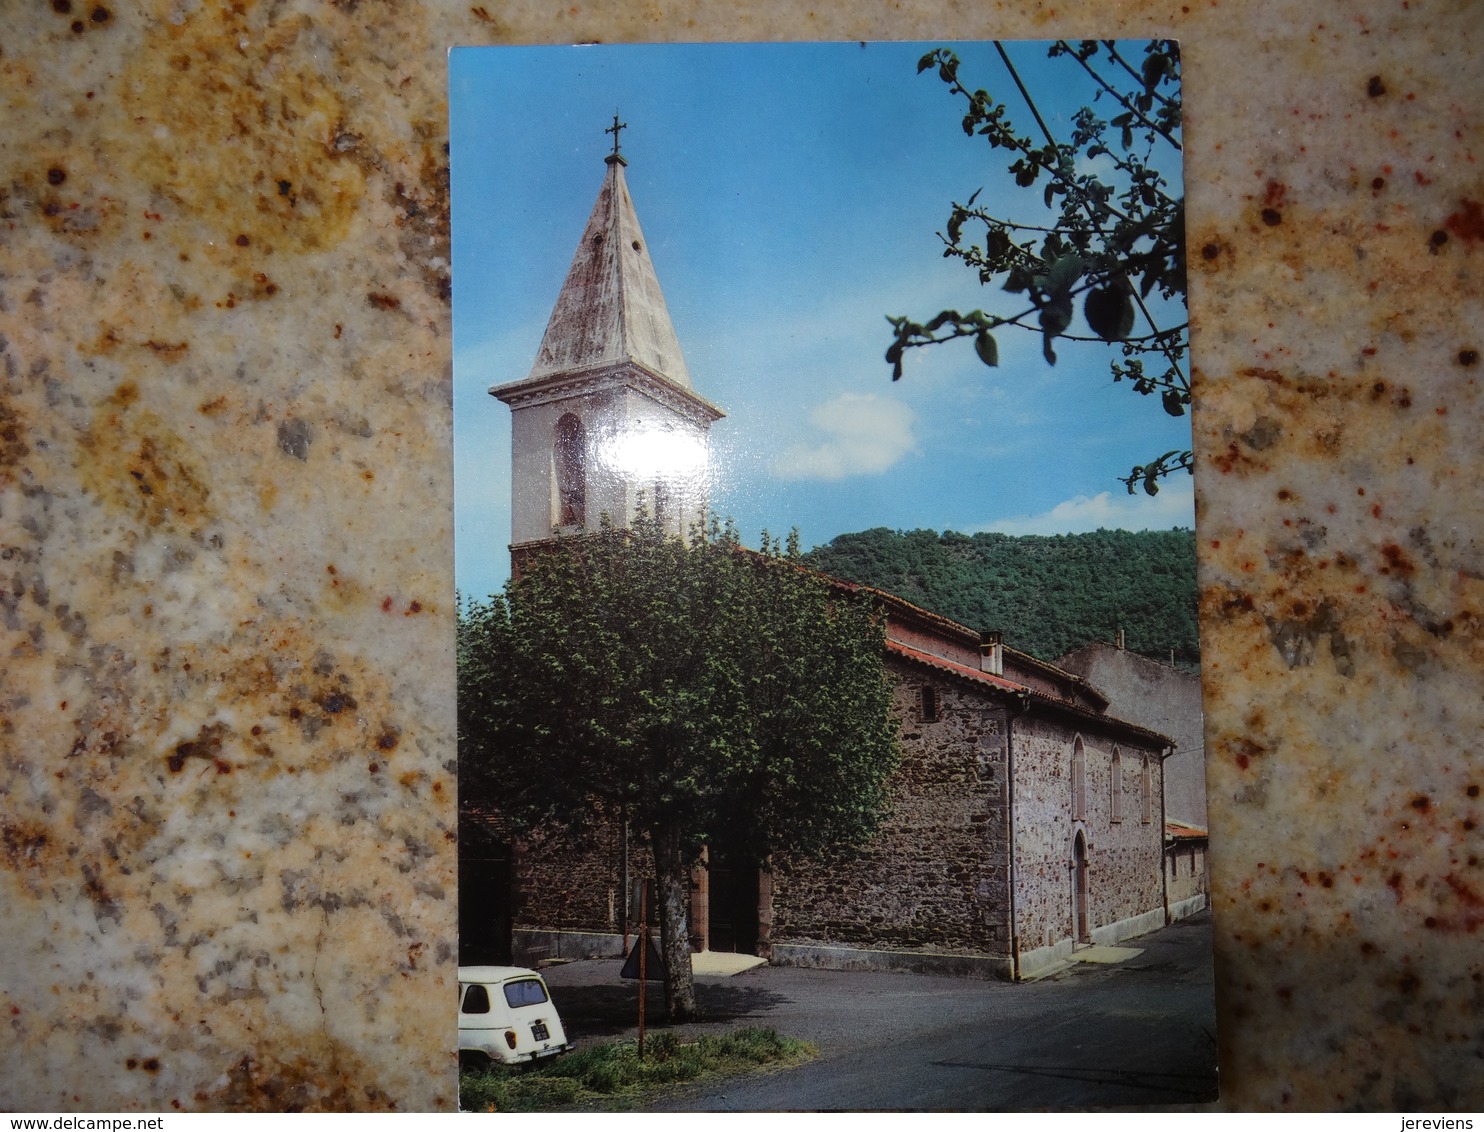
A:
539;910;1218;1110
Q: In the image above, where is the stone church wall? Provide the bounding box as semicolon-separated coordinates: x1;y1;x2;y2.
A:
770;660;1013;969
1010;714;1079;956
1011;714;1166;972
1086;744;1165;938
483;663;1170;977
1057;643;1206;828
507;808;648;963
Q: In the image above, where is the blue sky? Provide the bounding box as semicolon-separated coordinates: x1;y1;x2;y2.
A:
450;41;1191;601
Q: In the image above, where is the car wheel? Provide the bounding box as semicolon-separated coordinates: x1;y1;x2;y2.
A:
459;1050;493;1072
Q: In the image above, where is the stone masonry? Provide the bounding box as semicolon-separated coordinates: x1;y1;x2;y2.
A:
770;658;1013;965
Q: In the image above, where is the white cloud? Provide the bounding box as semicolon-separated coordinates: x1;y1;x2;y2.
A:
978;475;1195;536
1076;150;1121;188
771;393;919;481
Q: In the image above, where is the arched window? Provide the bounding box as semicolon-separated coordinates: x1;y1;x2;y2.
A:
554;414;586;529
1141;754;1154;823
1110;747;1124;823
920;685;939;723
1071;737;1086;821
653;479;671;529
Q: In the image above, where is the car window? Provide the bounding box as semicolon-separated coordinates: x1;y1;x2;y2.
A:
461;984;491;1014
503;978;548;1008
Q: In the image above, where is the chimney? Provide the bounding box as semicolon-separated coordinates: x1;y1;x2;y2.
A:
980;630;1004;677
1115;628;1126;650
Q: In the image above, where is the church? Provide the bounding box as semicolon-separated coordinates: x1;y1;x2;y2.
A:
463;128;1204;981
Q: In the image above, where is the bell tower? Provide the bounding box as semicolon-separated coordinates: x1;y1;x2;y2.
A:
490;120;724;566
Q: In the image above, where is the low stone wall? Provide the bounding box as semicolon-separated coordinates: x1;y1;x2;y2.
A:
512;927;627;965
1090;905;1167;948
1169;893;1208;922
1016;937;1078;979
770;940;1013;980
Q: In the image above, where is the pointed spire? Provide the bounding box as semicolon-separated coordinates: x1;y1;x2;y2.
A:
526;132;693;389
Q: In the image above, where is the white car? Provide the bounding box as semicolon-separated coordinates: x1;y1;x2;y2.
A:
458;965;572;1066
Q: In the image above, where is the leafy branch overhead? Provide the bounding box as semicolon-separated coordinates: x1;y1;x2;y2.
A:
457;509;899;1021
886;41;1191;495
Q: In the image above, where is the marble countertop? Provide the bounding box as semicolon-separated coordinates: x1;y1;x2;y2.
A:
2;0;1479;1112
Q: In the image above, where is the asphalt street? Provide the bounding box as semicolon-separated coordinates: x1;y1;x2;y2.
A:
538;910;1219;1110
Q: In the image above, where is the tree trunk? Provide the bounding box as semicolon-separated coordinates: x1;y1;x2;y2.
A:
650;824;699;1021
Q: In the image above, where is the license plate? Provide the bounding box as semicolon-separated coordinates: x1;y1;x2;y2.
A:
531;1021;549;1041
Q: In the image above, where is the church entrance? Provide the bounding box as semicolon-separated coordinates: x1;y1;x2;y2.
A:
705;850;760;954
1072;830;1090;945
459;840;513;965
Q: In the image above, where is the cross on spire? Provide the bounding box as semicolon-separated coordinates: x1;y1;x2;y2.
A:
604;113;628;166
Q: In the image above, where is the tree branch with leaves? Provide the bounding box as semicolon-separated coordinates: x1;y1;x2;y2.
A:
887;40;1191;495
458;510;900;1020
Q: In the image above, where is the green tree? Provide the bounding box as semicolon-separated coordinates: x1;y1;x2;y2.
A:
458;512;899;1021
802;525;1199;668
887;41;1189;494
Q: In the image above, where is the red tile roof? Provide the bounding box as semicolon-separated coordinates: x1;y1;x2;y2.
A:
837;579;1110;711
885;639;1175;749
885;639;1031;695
1165;821;1209;841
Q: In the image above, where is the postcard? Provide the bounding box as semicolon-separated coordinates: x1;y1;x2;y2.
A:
449;40;1214;1110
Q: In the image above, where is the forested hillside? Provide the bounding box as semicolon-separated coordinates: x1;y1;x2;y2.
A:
803;527;1199;668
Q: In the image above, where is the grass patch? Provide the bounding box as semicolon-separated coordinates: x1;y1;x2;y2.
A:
460;1026;816;1112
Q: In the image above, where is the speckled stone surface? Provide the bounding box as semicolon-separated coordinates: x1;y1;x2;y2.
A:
1;0;1478;1114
